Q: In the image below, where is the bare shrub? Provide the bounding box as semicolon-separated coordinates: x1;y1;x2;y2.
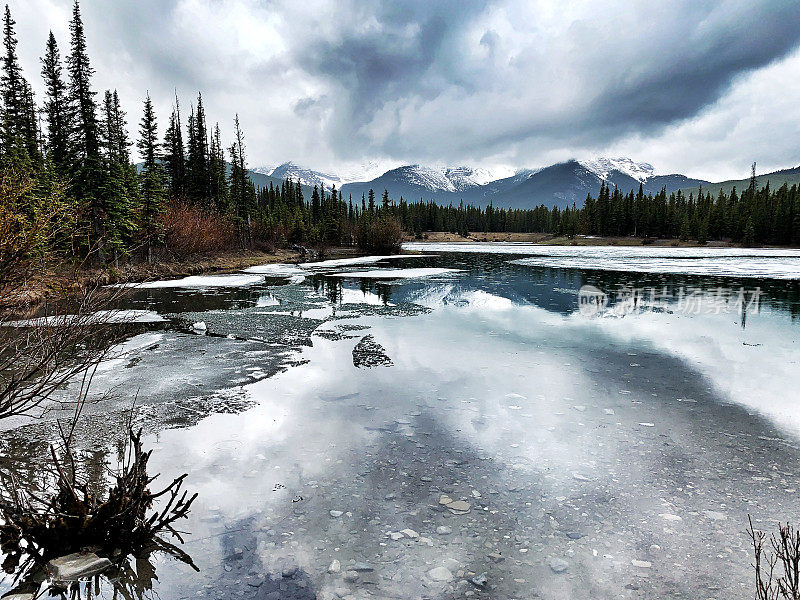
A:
0;168;75;303
358;216;404;255
0;285;130;420
160;200;235;258
748;515;800;599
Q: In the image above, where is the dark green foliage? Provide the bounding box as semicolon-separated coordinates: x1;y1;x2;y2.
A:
100;89;136;255
186;93;210;206
1;5;38;165
137;93;165;261
208;123;227;211
228;114;254;248
40;32;72;177
162;99;186;198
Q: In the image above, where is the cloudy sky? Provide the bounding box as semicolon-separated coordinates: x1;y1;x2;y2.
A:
10;0;800;181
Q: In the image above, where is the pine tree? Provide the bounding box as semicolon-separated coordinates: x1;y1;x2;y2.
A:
208;122;228;210
311;185;321;222
100;89;136;256
162;99;186;198
40;31;73;176
1;4;38;162
186;94;210;205
67;0;106;254
137;93;165;262
228;114;253;247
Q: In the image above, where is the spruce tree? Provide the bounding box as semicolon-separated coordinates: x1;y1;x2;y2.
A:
228;114;254;247
208;122;227;210
137;93;165;262
1;4;37;163
40;31;73;176
67;0;106;254
186;95;210;205
99;89;136;256
162;99;186;198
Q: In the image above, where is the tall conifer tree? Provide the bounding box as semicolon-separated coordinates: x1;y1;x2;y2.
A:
67;0;106;253
137;93;165;262
40;31;73;176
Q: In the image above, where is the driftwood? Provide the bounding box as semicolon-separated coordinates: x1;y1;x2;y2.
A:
0;428;198;586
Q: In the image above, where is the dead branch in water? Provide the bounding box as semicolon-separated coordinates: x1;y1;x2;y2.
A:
0;428;198;582
749;515;800;600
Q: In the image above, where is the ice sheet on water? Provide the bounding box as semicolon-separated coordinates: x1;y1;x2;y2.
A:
510;255;800;279
301;254;429;269
403;241;800;279
328;268;462;280
95;332;165;372
123;274;265;289
404;241;800;259
242;264;307;275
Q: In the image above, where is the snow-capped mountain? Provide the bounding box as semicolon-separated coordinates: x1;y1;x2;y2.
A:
579;157;655;182
265;162;344;191
339;164;517;201
251;157;710;209
444;166;516;190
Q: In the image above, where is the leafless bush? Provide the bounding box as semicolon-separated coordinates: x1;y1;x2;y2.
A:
0;285;128;420
160;200;236;258
358;216;404;254
749;515;800;599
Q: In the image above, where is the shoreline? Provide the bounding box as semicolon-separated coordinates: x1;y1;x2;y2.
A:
408;231;788;248
4;248;352;312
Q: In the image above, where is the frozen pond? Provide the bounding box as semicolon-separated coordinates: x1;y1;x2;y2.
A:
2;246;800;599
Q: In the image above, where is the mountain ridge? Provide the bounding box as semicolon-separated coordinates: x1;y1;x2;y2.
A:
247;159;800;210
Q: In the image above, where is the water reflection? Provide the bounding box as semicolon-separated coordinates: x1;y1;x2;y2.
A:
3;248;800;599
4;551;181;600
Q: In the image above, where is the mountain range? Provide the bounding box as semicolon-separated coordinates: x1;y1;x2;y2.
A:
249;158;800;210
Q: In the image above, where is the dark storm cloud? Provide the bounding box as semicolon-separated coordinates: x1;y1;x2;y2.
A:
279;0;800;162
574;1;800;135
294;0;492;114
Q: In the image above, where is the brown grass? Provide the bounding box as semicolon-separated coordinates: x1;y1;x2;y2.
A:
409;231;739;247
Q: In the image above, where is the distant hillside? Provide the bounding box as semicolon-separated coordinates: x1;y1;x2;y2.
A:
679;165;800;197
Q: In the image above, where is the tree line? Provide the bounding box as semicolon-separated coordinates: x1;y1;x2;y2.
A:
3;0;798;276
383;168;800;246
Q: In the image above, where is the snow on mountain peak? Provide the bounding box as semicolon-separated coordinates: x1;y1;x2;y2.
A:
397;165;456;192
267;162;344;190
391;164;517;192
579;157;654;182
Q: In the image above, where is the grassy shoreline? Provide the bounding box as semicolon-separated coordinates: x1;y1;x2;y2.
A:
5;249;304;311
409;231;772;247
